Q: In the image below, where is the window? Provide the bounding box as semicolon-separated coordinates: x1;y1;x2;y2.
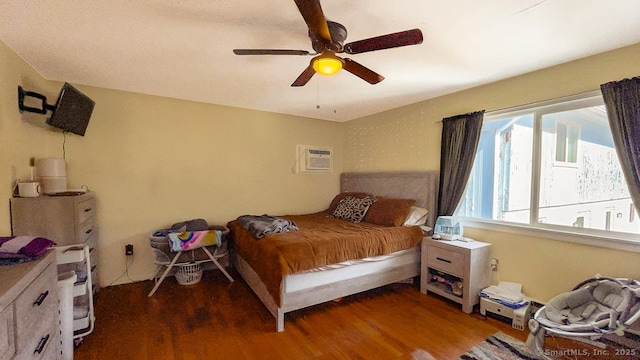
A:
456;92;640;243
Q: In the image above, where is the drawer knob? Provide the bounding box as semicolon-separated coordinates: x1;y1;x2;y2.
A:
435;257;452;264
86;228;93;234
33;290;49;307
34;334;50;354
84;208;92;212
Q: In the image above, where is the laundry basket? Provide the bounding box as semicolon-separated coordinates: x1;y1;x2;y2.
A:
175;262;203;285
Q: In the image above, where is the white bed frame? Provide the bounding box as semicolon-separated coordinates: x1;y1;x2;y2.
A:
233;171;439;332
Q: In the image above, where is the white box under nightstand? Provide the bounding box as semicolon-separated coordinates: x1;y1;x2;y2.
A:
480;297;531;331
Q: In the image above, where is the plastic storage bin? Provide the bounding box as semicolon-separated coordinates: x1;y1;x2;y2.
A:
58;271;77;360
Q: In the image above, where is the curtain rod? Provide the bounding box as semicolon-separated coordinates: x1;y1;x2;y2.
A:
432;88;602;124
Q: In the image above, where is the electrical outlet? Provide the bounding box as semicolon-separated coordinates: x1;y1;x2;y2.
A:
490;258;499;271
125;244;134;256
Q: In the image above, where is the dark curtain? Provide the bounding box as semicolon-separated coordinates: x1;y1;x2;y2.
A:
600;76;640;212
437;111;484;216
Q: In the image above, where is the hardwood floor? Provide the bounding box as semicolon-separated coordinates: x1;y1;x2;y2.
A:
74;269;530;359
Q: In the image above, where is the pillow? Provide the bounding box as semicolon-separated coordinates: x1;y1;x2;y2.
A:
403;206;430;226
363;197;415;227
327;192;373;213
331;196;376;223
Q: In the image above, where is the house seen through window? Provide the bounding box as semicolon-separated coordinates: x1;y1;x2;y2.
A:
456;92;640;240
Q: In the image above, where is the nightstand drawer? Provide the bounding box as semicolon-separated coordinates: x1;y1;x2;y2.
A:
426;246;464;277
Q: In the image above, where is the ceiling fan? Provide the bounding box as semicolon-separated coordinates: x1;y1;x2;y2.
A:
233;0;423;87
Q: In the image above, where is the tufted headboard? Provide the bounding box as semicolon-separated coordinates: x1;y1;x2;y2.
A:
340;171;439;227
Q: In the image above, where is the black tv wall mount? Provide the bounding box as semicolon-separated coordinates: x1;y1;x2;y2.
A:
18;86;56;114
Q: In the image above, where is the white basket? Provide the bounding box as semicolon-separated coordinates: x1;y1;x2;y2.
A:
175;262;203;285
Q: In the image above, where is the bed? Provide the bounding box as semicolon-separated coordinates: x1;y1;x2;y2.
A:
228;171;438;331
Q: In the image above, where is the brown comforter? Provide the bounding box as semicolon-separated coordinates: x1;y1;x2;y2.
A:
228;211;423;306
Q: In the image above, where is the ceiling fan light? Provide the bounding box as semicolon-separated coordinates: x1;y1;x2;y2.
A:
313;57;343;75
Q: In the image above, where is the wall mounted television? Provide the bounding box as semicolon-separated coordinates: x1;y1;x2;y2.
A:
45;82;95;136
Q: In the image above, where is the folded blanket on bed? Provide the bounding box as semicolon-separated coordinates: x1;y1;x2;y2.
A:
0;236;56;265
236;214;298;239
168;230;223;252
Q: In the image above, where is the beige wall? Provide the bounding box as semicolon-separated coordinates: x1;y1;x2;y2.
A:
0;40;344;286
4;35;640;301
345;43;640;302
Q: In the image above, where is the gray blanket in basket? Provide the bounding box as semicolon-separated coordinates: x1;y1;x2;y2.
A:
236;215;298;239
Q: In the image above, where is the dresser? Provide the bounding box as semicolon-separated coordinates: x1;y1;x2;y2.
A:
10;192;99;295
420;237;491;314
0;251;60;360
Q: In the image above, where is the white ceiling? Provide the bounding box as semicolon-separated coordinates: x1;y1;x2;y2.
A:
1;1;640;122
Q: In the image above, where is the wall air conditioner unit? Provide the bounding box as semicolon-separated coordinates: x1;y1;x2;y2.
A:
296;145;333;173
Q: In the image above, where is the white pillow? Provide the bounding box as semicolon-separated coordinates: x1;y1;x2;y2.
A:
403;206;429;226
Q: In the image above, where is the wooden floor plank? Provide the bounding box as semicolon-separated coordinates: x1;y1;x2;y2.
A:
74;269;531;359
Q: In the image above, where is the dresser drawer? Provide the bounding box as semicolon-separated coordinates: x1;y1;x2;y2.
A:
32;327;59;360
14;316;57;360
426;246;464;277
76;196;96;224
90;246;98;277
35;328;59;360
0;305;15;360
14;263;58;354
84;234;99;290
77;217;97;243
85;232;98;252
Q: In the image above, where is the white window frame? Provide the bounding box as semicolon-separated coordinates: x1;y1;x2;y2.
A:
457;90;640;253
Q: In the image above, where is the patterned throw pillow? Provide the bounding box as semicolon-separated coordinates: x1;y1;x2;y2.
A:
331;196;376;223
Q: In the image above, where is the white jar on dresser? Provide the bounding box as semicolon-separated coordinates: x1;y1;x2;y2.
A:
0;250;60;360
10;192;99;295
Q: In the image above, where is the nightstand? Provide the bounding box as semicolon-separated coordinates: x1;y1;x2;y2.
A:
420;237;491;313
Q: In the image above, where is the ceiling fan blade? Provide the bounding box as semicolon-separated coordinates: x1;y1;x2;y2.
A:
291;64;316;87
343;58;384;85
294;0;331;43
343;29;423;54
233;49;310;56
